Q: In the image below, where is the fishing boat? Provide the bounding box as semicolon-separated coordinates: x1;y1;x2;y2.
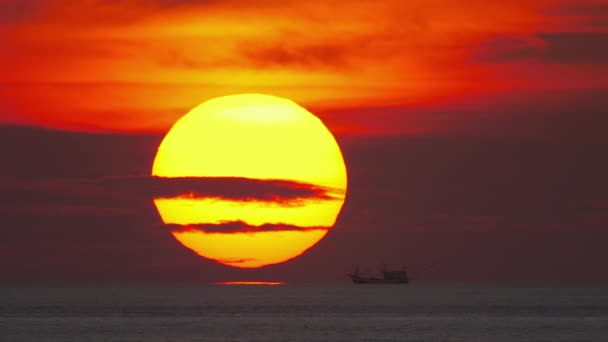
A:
347;265;409;284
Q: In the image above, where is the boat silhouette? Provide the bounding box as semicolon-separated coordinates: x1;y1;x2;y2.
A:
347;265;409;284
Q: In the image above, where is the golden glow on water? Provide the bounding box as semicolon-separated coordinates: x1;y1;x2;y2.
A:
152;94;347;268
215;281;285;285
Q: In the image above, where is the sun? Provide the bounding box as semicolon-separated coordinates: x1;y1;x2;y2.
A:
152;94;347;268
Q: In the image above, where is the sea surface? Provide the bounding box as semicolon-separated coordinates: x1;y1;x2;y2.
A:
1;284;607;341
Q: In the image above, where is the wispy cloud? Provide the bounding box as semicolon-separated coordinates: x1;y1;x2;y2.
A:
240;41;352;70
170;221;329;233
107;176;342;203
0;175;342;216
474;33;608;63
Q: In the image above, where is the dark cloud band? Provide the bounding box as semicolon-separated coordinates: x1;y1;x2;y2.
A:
106;176;342;202
474;32;608;63
0;175;342;216
169;221;330;233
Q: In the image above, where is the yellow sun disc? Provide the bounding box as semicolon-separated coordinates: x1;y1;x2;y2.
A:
152;94;347;268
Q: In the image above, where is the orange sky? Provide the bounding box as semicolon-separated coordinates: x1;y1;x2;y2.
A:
1;0;607;135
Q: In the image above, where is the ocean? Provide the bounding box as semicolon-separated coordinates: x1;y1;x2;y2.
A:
1;285;607;341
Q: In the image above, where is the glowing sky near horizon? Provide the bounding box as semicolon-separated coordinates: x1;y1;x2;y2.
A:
1;0;607;135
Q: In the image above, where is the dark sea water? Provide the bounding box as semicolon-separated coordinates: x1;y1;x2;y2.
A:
1;285;607;341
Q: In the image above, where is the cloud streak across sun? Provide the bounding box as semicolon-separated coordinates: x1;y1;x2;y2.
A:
1;0;607;135
154;195;342;227
109;176;343;203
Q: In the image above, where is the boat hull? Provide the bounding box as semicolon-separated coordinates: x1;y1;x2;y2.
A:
349;276;408;284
